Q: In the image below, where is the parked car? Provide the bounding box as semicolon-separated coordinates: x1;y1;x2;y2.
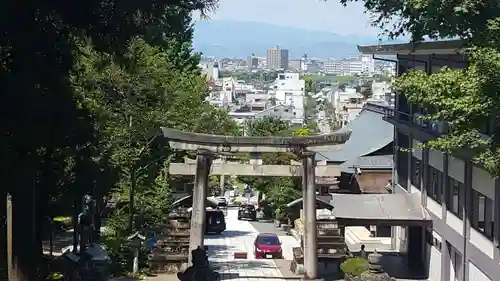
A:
254;233;283;259
216;200;228;216
215;196;227;204
205;209;226;234
238;204;257;221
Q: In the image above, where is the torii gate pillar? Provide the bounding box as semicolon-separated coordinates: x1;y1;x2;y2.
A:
188;149;213;266
302;151;318;279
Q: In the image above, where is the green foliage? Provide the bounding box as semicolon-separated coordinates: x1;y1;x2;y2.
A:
73;36;240;275
340;258;369;277
304;81;319;133
244;117;292;137
340;0;500;45
339;0;500;178
294;128;310;136
0;0;226;278
265;177;300;218
395;47;500;177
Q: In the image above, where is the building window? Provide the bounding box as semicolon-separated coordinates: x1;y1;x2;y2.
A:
448;243;462;278
426;166;442;203
446;177;464;219
410;157;421;189
396;133;410;191
470;189;494;240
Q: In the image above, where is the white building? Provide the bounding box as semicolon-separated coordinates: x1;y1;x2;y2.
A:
360;40;499;281
271;73;305;123
323;55;375;76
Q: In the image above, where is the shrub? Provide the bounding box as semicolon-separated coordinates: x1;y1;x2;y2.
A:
52;216;73;231
340;257;369;277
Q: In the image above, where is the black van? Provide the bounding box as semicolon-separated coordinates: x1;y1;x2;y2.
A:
205;209;226;234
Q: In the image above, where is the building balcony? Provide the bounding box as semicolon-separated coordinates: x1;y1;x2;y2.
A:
382;107;449;139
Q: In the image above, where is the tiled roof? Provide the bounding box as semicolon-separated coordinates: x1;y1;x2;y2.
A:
316;109;393;162
340;155;394;173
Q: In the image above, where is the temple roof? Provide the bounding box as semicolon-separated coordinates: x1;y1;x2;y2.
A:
286;197;334;210
330;193;431;226
316;109;393;162
340;155;394;173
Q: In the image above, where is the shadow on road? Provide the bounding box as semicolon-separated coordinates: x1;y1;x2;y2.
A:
206;244;237;259
212;260;282;271
219;273;301;280
205;230;253;239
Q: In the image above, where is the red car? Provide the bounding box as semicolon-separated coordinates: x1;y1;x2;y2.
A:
254;233;283;259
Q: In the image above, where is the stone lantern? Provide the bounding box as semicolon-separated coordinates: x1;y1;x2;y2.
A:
359;250;395;281
128;231;146;274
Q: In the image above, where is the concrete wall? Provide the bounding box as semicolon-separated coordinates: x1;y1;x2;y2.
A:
469;262;492;281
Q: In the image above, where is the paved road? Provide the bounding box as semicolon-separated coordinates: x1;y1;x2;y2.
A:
204;208;286;281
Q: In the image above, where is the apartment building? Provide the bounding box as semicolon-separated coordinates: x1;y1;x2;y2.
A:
266;46;289;70
359;40;499;281
247;53;259;70
271;72;305;121
323;55;375;76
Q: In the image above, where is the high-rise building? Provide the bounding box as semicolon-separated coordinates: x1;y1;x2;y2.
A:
247;53;259;70
266;46;289;70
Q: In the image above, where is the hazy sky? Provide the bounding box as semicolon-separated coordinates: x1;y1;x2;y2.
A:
194;0;381;37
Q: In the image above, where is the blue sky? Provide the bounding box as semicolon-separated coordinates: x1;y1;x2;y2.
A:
193;0;380;37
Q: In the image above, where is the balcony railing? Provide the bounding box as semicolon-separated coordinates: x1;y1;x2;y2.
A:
384;108;450;135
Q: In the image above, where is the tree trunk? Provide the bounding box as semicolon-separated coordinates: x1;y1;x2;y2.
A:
11;175;39;281
1;190;7;280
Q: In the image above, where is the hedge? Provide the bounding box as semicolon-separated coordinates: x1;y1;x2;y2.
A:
340;257;369;277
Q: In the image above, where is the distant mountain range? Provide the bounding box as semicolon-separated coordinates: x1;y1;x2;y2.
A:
192;20;393;59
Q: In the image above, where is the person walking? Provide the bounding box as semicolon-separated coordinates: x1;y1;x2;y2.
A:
359;244;368;259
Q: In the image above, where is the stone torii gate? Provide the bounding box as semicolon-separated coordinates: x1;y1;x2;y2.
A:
161;128;351;279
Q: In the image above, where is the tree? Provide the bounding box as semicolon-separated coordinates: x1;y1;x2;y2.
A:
340;0;500;45
238;117;302;216
359;82;373;99
0;0;223;278
339;0;500;177
72;37;240;275
145;5;202;74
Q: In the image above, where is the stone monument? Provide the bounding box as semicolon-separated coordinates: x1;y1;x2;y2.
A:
177;246;220;281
